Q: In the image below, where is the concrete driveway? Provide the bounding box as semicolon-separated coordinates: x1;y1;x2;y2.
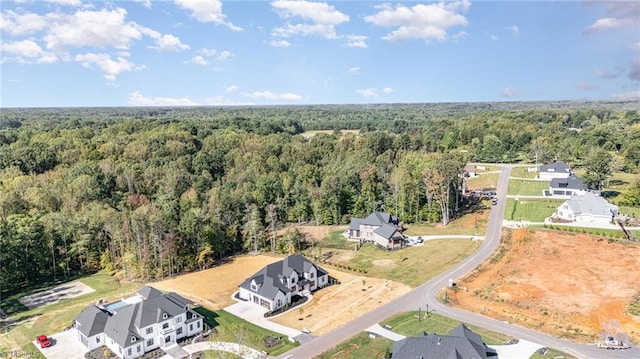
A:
33;328;88;359
224;301;301;338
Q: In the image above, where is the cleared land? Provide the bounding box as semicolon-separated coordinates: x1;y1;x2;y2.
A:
510;166;540;179
18;281;95;310
466;172;499;190
445;229;640;343
507;179;550;196
504;198;563;222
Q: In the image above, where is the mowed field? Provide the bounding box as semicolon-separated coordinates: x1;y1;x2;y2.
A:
446;229;640;343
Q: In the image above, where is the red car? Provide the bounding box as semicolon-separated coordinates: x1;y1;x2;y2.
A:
36;335;51;348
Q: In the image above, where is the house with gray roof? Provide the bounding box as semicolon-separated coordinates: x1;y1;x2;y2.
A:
74;286;203;359
392;323;495;359
555;192;618;225
547;174;587;199
539;161;571;180
348;211;405;250
238;254;328;311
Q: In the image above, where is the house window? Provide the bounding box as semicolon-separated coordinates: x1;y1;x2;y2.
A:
127;348;132;356
251;283;257;291
137;345;141;353
197;321;200;328
96;337;100;343
163;313;168;319
311;280;315;287
190;324;193;331
310;272;314;278
147;338;154;347
163;323;169;329
177;328;183;335
146;327;153;334
175;317;182;323
131;336;136;342
165;336;171;344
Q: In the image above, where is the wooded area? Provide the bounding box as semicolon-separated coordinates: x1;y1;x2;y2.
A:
1;102;639;295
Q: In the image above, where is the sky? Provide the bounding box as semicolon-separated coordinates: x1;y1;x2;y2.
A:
0;0;639;107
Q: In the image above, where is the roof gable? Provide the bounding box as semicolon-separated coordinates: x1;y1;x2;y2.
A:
75;306;109;337
564;192;618;216
540;161;570;173
550;175;584;190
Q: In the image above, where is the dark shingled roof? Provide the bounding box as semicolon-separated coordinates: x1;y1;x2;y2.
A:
550;175;584;190
540;161;570;173
239;254;327;300
137;286;163;300
349;211;402;240
75;306;109;337
392;324;489;359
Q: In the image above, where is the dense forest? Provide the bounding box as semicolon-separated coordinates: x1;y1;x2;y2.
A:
1;102;639;295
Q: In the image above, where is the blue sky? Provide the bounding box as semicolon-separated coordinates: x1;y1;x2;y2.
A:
1;0;639;107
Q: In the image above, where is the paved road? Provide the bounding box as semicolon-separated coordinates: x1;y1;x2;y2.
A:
278;164;640;359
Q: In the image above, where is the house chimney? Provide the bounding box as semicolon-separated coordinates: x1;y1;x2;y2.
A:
437;337;441;345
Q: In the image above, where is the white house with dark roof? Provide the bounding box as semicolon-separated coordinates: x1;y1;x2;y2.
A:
348;211;404;250
547;174;587;199
392;323;495;359
555;192;618;225
74;286;203;359
539;161;571;180
238;254;328;311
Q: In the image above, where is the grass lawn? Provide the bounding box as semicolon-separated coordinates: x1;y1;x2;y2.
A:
510;166;539;179
321;239;480;288
382;311;511;345
0;271;142;354
618;205;640;219
404;208;491;237
316;230;357;250
505;198;564;222
507;179;549;196
315;332;392;359
466;172;499;190
203;352;241;359
193;307;298;356
529;347;577;359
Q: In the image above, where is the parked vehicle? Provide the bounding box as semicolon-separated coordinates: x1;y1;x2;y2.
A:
416;236;424;243
36;335;51;348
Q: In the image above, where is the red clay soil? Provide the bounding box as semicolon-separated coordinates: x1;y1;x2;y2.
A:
445;229;640;344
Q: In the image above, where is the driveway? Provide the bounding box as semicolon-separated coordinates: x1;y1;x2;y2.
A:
224;301;301;338
33;329;88;359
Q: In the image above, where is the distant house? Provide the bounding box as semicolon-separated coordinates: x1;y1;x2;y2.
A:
555;192;618;225
546;175;587;199
74;286;203;359
539;161;571;180
238;254;329;311
392;323;495;359
348;211;405;250
464;164;477;177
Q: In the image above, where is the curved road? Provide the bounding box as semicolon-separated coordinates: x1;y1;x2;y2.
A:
278;164;640;359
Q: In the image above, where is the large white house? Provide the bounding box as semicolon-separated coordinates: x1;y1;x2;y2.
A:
539;161;571;180
238;254;329;312
74;286;203;359
547;175;587;199
348;211;405;250
555;192;618;225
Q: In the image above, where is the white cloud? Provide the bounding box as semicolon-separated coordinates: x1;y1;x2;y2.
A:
44;0;82;6
75;52;144;80
271;0;349;39
269;40;291;47
382;87;394;94
191;55;208;66
632;42;640;52
501;87;521;98
226;85;238;93
173;0;242;31
584;18;622;34
356;88;379;98
153;34;190;51
347;66;360;75
576;82;597;91
202;96;255;106
364;0;470;42
243;90;302;100
594;66;624;79
0;10;49;36
129;91;200;106
217;50;232;60
506;25;519;37
1;39;58;63
134;0;153;8
343;35;367;48
612;91;640;101
584;2;639;35
630;57;640;82
490;34;498;41
199;48;217;56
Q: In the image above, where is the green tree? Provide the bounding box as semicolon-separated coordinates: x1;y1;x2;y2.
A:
583;148;613;191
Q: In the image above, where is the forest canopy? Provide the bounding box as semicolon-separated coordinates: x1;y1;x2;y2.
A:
1;101;639;295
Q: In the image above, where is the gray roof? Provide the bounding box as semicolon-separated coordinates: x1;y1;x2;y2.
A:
103;304;142;349
349;218;363;231
132;292;189;329
540;161;570;173
137;286;163;300
550;175;584;190
374;223;403;240
392;324;488;359
564;192;618;216
364;211;393;226
239;254;327;300
349;211;401;238
75;305;109;337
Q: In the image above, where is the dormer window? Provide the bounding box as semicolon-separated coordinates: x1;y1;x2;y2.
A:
163;313;168;319
131;336;136;342
251;283;257;291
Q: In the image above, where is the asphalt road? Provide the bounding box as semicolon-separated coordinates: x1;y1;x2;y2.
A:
278;164;640;359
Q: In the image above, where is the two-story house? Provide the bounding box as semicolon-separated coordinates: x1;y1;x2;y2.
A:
539;161;571;180
74;286;203;359
238;254;329;312
348;211;405;250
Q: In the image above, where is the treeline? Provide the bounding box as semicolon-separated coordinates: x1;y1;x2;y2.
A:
0;103;639;295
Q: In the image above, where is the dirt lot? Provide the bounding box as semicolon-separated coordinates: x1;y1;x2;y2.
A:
445;229;640;343
271;269;411;335
292;225;346;241
19;281;95;309
151;254;284;309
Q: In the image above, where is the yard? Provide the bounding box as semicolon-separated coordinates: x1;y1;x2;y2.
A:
504;198;564;222
465;172;499;190
510;166;540;179
507;179;550;196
